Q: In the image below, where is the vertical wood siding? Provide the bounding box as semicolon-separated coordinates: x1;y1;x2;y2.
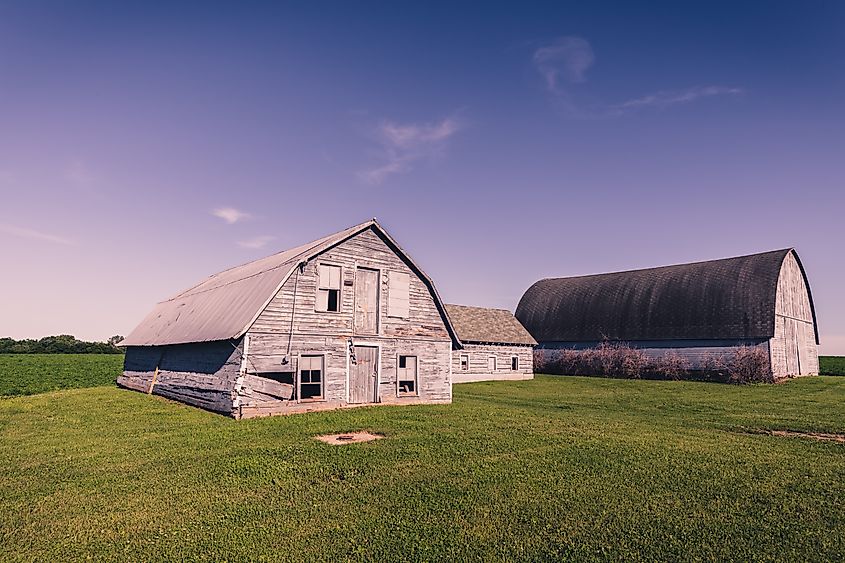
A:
451;343;534;383
770;252;819;377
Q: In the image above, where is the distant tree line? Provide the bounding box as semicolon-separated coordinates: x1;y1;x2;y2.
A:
0;335;125;354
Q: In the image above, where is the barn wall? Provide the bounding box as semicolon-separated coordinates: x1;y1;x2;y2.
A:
118;339;242;414
451;343;534;383
770;252;819;377
534;339;769;373
239;228;453;417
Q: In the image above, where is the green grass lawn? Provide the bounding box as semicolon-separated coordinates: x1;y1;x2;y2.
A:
820;356;845;376
0;354;123;397
1;373;844;561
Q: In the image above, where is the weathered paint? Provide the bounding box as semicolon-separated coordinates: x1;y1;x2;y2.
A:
452;343;534;383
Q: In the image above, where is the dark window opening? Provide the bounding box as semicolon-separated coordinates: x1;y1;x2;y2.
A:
256;372;294;385
511;356;519;371
326;288;339;312
460;354;469;371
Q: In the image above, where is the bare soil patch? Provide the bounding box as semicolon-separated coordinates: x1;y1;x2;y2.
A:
315;432;384;445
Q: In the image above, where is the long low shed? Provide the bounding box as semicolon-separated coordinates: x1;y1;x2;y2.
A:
446;304;536;383
515;248;819;379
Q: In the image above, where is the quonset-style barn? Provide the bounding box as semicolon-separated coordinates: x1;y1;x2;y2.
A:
119;220;461;418
516;249;819;378
445;304;536;383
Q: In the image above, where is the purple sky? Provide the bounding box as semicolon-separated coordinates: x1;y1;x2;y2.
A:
1;2;843;354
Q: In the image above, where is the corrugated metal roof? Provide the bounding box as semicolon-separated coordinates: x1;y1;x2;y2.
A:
515;249;819;344
122;222;371;346
445;304;537;346
122;219;461;348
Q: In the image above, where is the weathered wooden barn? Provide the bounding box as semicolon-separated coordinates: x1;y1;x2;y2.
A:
515;249;819;378
445;304;536;383
118;220;460;418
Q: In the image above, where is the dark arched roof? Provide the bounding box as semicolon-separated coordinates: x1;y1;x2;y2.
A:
515;249;819;344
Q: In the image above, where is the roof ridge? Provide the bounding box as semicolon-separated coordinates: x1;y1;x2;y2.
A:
166;219;376;302
446;303;515;313
536;248;793;284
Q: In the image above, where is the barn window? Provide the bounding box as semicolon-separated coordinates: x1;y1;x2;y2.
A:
316;264;342;312
388;271;410;318
460;354;469;371
397;355;417;395
511;356;519;371
299;355;324;400
488;356;497;371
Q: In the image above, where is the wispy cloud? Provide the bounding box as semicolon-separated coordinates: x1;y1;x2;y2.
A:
212;207;251;224
533;36;595;92
358;117;463;184
611;86;745;112
533;37;743;117
0;223;75;245
238;235;275;249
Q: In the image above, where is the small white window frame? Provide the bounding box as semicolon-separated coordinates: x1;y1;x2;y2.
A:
297;353;327;403
511;356;519;371
396;354;419;397
460;354;469;371
315;263;343;314
488;356;497;372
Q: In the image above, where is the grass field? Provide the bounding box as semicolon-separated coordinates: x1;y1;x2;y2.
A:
820;356;845;376
1;363;844;561
0;354;123;396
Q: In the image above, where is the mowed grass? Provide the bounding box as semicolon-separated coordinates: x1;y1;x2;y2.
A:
0;354;123;397
1;374;844;561
820;356;845;376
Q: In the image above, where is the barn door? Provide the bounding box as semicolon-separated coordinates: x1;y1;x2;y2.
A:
350;345;378;404
355;268;379;334
784;318;800;376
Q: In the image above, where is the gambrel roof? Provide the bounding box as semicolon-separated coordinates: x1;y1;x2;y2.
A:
515;248;819;344
122;220;460;347
445;304;537;346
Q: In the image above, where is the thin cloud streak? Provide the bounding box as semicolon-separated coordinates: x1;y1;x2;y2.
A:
0;223;75;245
612;86;745;112
534;37;744;118
212;207;251;224
358;117;463;184
238;235;275;249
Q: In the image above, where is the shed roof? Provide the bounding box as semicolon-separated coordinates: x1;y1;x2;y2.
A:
122;220;460;347
515;249;819;344
445;304;537;346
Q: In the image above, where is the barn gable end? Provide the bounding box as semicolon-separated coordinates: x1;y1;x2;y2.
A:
237;226;455;417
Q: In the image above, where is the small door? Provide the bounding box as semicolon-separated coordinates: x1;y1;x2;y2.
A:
350;345;378;404
488;356;497;371
355;268;379;334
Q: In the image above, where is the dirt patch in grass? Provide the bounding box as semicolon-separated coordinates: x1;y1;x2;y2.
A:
315;431;384;445
739;427;845;443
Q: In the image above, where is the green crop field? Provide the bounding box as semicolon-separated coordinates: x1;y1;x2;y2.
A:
820;356;845;376
0;354;123;397
1;360;844;561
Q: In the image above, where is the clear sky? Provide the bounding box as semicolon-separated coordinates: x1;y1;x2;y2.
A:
0;1;843;353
